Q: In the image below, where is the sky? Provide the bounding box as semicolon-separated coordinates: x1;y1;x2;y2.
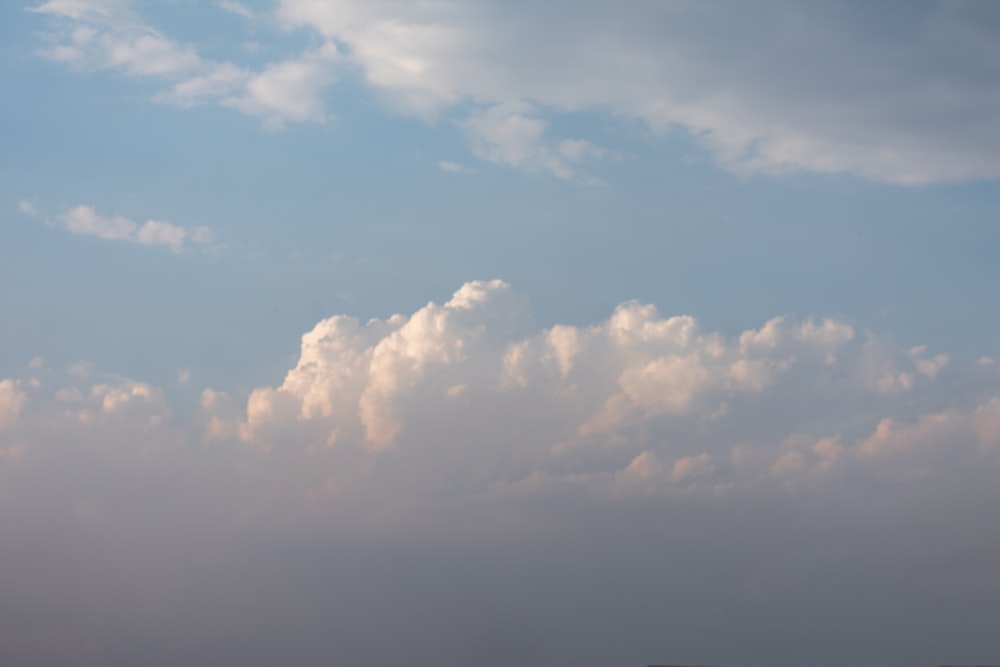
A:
0;1;999;665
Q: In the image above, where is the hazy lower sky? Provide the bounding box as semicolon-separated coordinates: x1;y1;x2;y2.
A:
1;1;999;666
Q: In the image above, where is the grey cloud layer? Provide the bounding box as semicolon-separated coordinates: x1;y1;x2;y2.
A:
31;0;1000;183
1;281;999;665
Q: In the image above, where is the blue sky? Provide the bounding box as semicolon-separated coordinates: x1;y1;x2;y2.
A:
3;0;998;395
1;2;999;665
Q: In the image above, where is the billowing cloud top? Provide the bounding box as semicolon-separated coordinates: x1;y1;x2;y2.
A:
216;280;996;496
6;280;995;497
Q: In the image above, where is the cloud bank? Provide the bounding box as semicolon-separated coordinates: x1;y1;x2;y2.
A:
30;0;1000;183
1;281;998;666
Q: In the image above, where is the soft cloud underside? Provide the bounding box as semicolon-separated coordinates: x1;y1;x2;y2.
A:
31;0;1000;183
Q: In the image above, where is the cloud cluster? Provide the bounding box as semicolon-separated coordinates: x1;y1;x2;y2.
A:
5;279;996;506
192;280;997;503
2;281;999;665
31;0;1000;183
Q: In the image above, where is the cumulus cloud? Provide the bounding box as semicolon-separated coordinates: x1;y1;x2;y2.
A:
5;281;996;500
861;336;952;396
221;42;339;128
5;281;997;500
217;280;998;501
31;0;1000;183
55;204;214;252
2;283;999;665
0;380;28;431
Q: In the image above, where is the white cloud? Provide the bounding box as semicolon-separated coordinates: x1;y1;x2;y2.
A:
56;205;214;253
459;103;612;182
63;205;136;240
30;0;130;21
770;450;806;477
5;296;994;500
462;104;555;172
219;280;999;502
973;397;1000;451
812;435;844;469
103;31;200;77
18;200;39;216
862;336;952;396
32;0;336;128
0;380;28;430
670;453;713;482
218;0;253;20
438;160;475;174
222;44;339;128
858;412;963;460
134;219;189;251
34;1;201;79
67;360;95;377
153;62;248;108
